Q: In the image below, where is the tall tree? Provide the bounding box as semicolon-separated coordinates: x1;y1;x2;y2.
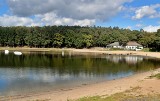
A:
52;33;64;48
82;34;93;48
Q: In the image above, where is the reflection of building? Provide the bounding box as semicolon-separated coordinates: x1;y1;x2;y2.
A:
106;55;122;63
106;55;143;64
106;55;123;63
125;56;143;64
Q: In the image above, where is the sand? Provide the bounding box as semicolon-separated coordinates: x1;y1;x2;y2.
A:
0;48;160;101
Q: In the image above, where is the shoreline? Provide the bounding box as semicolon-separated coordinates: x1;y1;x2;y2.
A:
0;47;160;101
1;47;160;58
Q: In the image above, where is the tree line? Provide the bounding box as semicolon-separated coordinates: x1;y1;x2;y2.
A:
0;26;160;51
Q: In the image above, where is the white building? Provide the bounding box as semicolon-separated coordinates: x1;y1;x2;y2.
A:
125;41;143;50
107;42;122;49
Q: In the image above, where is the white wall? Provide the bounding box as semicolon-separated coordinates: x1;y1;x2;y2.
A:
126;46;143;50
126;46;137;50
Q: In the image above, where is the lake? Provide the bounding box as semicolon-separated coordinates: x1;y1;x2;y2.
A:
0;51;160;96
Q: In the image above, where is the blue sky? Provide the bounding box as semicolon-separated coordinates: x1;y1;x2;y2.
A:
0;0;160;32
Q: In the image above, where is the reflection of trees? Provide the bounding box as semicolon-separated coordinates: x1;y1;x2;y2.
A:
0;53;160;76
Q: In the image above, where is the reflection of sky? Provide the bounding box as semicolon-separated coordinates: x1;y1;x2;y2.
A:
0;68;134;82
106;71;133;80
0;79;7;90
0;67;135;96
0;68;73;82
0;68;95;83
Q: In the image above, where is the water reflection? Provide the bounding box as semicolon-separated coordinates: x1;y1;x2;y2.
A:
0;52;160;96
106;55;143;64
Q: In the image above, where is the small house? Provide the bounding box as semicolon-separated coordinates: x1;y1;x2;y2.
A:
125;41;143;50
107;42;122;49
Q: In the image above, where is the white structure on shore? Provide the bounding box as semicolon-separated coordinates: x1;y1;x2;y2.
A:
14;51;22;55
107;42;123;49
125;41;143;50
4;50;9;54
107;41;143;51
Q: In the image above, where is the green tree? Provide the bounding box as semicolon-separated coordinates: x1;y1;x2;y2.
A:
53;33;64;47
64;30;75;47
138;33;155;48
25;33;34;47
82;34;93;48
15;27;28;47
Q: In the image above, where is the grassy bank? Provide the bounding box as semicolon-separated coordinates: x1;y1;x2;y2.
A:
71;87;160;101
149;73;160;79
72;94;160;101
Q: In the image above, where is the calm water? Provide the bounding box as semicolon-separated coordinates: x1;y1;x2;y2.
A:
0;52;160;96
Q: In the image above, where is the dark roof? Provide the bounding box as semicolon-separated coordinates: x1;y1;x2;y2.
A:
126;41;142;46
107;42;120;46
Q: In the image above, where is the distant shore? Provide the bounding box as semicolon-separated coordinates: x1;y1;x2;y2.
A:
1;47;160;101
1;47;160;59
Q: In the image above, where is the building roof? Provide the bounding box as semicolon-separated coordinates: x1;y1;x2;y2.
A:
126;41;142;46
107;42;120;46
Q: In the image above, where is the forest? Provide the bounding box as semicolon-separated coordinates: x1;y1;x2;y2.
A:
0;26;160;51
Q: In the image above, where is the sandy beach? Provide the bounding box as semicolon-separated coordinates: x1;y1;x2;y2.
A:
0;48;160;101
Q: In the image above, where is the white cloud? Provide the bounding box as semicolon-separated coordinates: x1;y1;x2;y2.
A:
126;26;132;30
0;15;40;26
136;24;143;28
37;12;96;26
0;13;95;26
143;25;160;32
7;0;131;21
132;4;160;20
2;0;132;26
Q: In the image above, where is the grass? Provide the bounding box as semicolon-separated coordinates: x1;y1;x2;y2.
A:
149;73;160;79
142;48;150;52
71;94;160;101
108;48;124;51
70;87;160;101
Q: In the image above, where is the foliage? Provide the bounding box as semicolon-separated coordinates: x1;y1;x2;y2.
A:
82;34;93;48
0;26;160;50
142;48;150;52
149;73;160;79
71;94;160;101
53;33;64;47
